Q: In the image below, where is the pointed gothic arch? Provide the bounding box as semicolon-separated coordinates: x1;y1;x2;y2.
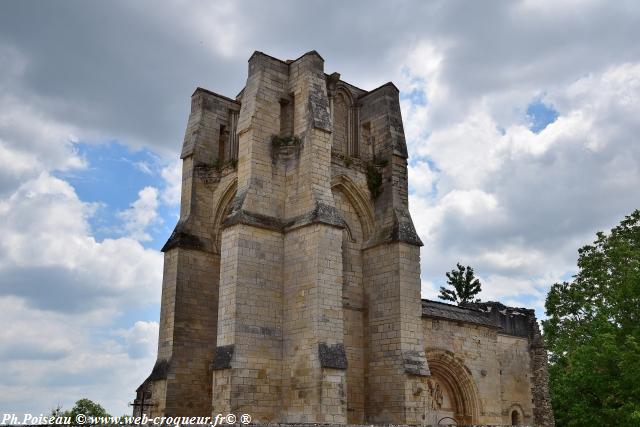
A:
331;175;374;241
332;84;359;157
212;178;237;253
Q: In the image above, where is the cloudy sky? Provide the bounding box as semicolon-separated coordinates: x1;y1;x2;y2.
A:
1;0;639;417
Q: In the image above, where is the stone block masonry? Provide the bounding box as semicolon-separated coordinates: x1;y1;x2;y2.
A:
133;50;554;427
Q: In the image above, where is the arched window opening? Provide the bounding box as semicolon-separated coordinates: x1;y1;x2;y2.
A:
331;87;360;159
511;410;520;425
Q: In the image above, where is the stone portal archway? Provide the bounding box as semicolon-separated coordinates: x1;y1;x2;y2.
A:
425;350;482;425
331;182;367;423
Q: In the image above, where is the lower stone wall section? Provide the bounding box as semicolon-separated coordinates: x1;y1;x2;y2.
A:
231;423;536;427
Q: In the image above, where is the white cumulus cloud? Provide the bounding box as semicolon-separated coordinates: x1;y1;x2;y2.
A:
118;186;161;242
405;60;640;312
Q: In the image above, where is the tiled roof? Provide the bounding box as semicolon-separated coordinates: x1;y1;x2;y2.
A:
421;299;500;329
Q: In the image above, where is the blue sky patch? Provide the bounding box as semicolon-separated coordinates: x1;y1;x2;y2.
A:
400;88;427;106
408;156;440;198
52;141;174;338
55;141;178;250
526;99;559;133
400;67;428;106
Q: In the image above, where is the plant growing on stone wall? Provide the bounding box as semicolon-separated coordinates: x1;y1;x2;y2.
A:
344;155;353;167
373;155;388;169
438;263;482;305
212;157;223;171
366;163;383;199
365;155;389;200
271;135;301;149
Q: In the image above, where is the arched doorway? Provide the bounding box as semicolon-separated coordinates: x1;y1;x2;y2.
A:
511;409;520;425
425;350;481;425
507;404;524;426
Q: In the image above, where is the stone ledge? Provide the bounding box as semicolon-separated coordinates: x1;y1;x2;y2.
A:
223;201;346;233
161;219;215;253
318;342;348;369
211;345;234;370
403;350;430;376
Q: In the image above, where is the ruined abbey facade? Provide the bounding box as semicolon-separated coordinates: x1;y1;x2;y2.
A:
134;51;554;426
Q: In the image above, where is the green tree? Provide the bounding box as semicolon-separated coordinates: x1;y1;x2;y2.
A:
543;210;640;427
438;263;482;304
64;398;111;421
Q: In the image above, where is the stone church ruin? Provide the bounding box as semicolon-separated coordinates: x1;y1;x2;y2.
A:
134;50;554;427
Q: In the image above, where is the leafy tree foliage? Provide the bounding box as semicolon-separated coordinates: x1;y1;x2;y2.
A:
51;398;111;421
438;263;482;304
543;210;640;426
66;398;110;420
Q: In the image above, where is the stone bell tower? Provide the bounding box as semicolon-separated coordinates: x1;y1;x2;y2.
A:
135;50;430;425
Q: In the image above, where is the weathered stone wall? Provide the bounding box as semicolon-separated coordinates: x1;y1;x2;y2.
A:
526;316;555;427
465;302;555;427
420;300;556;426
363;243;429;425
213;224;284;420
422;316;536;425
423;318;496;424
